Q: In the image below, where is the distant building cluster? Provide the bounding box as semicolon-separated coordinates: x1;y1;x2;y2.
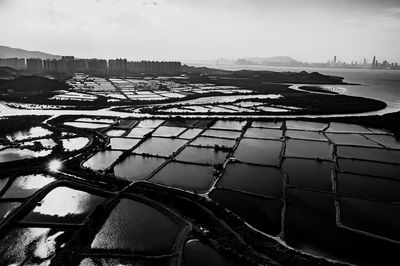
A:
0;56;182;74
328;56;399;70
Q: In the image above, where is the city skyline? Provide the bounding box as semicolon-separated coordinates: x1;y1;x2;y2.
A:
0;0;400;62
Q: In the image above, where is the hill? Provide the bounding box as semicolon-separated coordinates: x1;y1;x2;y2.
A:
0;66;20;79
236;56;305;66
0;75;68;94
0;45;61;60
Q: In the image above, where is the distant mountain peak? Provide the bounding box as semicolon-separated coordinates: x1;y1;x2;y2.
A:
0;45;60;60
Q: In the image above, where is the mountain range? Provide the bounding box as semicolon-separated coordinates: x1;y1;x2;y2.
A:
0;45;60;60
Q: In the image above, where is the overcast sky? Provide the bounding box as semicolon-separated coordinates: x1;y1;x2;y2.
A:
1;0;399;62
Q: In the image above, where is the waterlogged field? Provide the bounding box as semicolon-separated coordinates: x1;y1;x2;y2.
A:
0;116;400;265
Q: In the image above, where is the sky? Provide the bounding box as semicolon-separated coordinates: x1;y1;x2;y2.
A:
0;0;400;63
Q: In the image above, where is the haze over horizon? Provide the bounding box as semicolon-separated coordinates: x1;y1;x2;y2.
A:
1;0;400;63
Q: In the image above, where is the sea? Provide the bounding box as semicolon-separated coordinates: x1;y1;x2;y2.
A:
184;62;400;115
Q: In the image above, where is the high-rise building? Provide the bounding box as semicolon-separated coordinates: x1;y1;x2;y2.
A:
26;58;43;72
372;56;376;68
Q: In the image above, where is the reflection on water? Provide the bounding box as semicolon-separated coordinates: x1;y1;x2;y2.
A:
6;126;52;141
217;163;283;198
133;138;186;157
210;189;282;236
183;239;241;266
2;174;55;198
285;139;332;160
282;158;333;191
0;202;21;222
337;173;400;201
61;137;90;151
114;155;165;181
83;150;123;171
0;227;69;265
23;186;104;223
176;146;229;165
0;148;52;163
234;138;282;166
151;162;214;192
91;199;182;253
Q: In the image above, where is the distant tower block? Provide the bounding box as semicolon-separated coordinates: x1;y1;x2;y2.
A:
372;56;376;68
333;56;337;67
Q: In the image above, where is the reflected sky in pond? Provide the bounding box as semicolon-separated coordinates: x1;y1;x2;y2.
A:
23;187;104;223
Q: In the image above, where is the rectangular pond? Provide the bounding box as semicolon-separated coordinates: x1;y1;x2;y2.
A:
91;198;183;253
217;163;283;198
243;127;282;140
234;138;282;166
113;155;166;181
175;146;229;165
133;138;187;157
201;129;242;139
337;158;400;179
282;158;333;191
285;139;332;160
285;130;327;141
336;146;400;164
209;189;282;236
109;138;141;150
150;162;215;192
190;136;236;149
22;186;104;224
83;150;123;171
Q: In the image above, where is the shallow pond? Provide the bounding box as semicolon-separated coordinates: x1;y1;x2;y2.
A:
114;155;166;181
234;138;282;166
201;129;242;139
326;122;372;133
0;227;70;265
325;133;380;147
2;174;55;198
23;186;104;224
150;162;215;192
91;198;182;253
285;139;332;160
251;121;282;129
0;202;21;222
108;138;140;150
190;136;236;148
217;163;283;198
126;127;154;138
285;121;327;131
83;150;123;171
282;158;333;191
210;120;246;131
209;189;282;236
244;127;282;139
136;119;164;128
364;134;400;149
61;137;90;151
64;122;109;129
175;146;229;165
285;130;327;141
339;197;400;242
337;173;400;202
105;129;126;137
75;118;114;124
336;146;400;164
151;126;187;137
183;239;241;266
6;126;52;141
337;158;400;179
133;138;187;157
0;148;52;163
178;128;203;139
284;188;400;266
